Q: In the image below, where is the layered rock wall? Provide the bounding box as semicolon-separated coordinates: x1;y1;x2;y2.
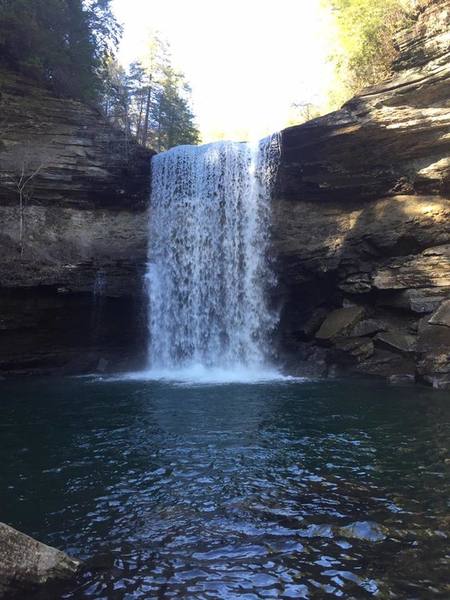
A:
0;73;151;374
274;0;450;387
0;0;448;385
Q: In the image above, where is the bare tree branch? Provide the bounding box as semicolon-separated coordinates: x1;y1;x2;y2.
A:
0;139;58;256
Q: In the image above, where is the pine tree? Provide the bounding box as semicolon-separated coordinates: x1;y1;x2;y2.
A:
155;66;200;150
0;0;120;102
125;32;200;151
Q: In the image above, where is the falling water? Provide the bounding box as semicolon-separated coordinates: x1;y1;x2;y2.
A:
146;135;280;378
90;268;106;345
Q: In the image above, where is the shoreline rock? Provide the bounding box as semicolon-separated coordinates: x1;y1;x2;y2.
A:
0;522;80;598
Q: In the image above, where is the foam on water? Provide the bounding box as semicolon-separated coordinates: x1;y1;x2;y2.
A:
122;364;300;386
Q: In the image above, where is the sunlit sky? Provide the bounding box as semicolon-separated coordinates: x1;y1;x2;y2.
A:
111;0;334;142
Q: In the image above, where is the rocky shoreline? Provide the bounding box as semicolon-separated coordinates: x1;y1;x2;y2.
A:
0;522;79;598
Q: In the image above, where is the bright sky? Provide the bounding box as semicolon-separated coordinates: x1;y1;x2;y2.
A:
111;0;334;142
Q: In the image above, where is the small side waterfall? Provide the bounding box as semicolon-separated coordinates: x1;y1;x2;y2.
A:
146;135;280;379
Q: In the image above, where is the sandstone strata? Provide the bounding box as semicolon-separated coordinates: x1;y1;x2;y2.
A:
0;73;151;374
275;0;450;388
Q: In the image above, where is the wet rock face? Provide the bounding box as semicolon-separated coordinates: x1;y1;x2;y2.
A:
275;0;450;388
0;522;79;598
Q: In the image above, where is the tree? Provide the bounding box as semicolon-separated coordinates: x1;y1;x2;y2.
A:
124;32;200;151
127;61;147;142
0;0;120;102
325;0;413;108
0;140;57;256
101;58;130;131
155;66;200;150
136;32;170;147
286;102;322;127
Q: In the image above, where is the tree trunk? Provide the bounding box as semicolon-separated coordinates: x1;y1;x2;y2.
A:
141;79;152;147
136;93;144;142
19;189;24;257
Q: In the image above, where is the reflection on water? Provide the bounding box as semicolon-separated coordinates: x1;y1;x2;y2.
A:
0;378;449;599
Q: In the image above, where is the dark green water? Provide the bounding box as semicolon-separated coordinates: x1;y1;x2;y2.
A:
0;377;449;599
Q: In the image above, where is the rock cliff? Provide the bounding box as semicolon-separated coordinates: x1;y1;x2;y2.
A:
274;0;450;388
0;0;448;387
0;72;151;374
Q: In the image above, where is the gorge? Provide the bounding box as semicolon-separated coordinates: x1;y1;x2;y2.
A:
1;0;449;388
0;1;450;598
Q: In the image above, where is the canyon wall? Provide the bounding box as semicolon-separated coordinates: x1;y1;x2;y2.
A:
0;73;151;374
0;0;448;386
274;0;450;388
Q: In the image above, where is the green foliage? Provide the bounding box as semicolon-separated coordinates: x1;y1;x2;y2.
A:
103;32;200;151
326;0;413;108
0;0;120;102
153;65;200;150
0;3;199;149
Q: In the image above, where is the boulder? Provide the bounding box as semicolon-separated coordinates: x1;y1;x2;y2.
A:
0;522;80;598
356;349;416;379
300;308;329;338
316;307;365;341
337;521;386;543
428;299;450;327
416;303;450;387
348;319;386;338
335;337;375;360
388;374;416;385
417;320;450;353
375;331;417;354
378;288;450;314
417;351;450;389
373;246;450;291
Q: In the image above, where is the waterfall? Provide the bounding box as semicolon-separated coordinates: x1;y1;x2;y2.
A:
91;268;106;345
145;135;280;379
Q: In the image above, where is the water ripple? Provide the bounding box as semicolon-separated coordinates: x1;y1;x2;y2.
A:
0;377;449;598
